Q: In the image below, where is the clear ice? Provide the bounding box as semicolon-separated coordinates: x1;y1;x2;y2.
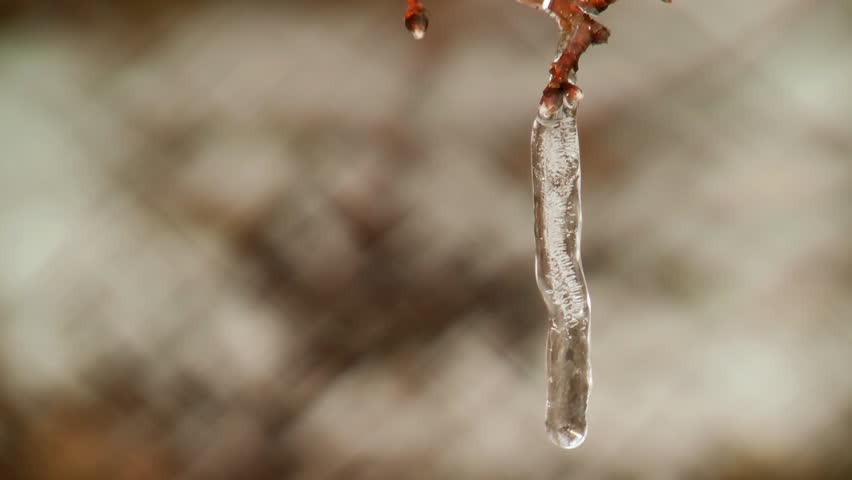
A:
532;97;592;449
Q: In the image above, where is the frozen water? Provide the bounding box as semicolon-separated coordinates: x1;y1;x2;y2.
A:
531;99;592;449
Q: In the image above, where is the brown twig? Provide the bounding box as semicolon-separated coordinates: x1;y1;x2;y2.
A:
406;0;670;109
536;0;615;107
523;0;668;110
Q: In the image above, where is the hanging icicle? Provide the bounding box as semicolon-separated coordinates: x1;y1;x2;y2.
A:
402;0;670;450
522;0;668;449
524;0;606;450
532;75;591;450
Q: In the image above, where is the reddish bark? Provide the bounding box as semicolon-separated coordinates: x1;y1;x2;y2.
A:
529;0;668;106
405;0;670;106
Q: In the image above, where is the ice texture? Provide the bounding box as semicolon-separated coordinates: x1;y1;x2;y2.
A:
531;103;592;449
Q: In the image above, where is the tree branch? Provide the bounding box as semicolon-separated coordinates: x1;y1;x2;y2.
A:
404;0;671;111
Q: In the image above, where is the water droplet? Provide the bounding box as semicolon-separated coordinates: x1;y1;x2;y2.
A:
405;8;429;40
547;426;586;449
565;84;584;106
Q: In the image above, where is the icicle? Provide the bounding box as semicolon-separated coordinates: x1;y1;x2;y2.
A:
400;0;670;451
523;0;602;451
532;90;591;449
526;0;669;450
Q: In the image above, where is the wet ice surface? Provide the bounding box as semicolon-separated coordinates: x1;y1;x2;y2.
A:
531;102;592;449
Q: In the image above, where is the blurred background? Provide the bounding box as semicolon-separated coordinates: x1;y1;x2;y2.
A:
0;0;850;479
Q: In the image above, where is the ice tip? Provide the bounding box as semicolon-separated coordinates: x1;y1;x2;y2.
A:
547;426;586;449
405;9;429;40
